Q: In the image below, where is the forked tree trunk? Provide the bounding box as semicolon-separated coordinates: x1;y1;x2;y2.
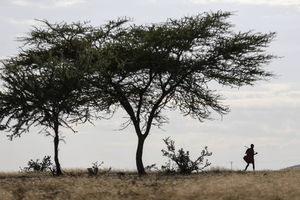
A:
136;136;147;175
53;121;62;176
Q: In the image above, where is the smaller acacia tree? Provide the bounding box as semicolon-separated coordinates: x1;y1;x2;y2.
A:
0;21;96;176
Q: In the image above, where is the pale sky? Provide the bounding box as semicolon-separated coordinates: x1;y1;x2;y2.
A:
0;0;300;171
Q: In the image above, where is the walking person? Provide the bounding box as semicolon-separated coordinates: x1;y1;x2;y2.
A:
243;144;258;171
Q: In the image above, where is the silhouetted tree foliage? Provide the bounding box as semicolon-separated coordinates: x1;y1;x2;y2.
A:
0;20;96;176
161;137;212;174
87;11;276;175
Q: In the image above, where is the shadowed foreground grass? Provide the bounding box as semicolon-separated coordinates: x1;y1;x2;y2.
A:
0;169;299;200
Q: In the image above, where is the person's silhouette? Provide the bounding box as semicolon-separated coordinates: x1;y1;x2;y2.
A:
243;144;258;171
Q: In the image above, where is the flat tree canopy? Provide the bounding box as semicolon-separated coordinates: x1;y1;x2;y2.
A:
88;11;276;175
0;21;96;175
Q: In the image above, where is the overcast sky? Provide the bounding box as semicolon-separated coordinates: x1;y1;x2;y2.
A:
0;0;300;172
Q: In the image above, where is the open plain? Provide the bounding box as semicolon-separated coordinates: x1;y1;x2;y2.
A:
0;169;300;200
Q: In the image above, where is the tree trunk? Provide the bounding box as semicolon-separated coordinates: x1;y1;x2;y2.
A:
54;121;62;176
136;136;147;175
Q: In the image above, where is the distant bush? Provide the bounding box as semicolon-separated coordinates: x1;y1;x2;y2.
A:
87;161;111;176
145;164;159;171
87;161;103;176
21;156;53;173
161;137;212;174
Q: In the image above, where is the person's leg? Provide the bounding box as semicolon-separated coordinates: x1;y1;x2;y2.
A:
244;163;249;171
252;162;255;171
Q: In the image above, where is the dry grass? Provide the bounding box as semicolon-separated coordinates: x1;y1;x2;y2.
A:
0;169;300;200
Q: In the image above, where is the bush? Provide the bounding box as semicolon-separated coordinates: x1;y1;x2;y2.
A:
145;164;159;171
21;156;53;172
161;137;212;174
87;161;107;176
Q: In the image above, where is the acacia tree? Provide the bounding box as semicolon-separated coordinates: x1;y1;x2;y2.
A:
89;11;276;175
0;21;97;176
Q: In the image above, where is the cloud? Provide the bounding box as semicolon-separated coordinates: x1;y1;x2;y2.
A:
7;18;37;26
10;0;86;8
221;83;300;108
187;0;300;9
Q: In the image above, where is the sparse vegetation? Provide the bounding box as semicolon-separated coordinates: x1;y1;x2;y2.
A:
161;137;212;174
87;161;104;176
20;156;53;173
0;169;299;200
145;164;159;171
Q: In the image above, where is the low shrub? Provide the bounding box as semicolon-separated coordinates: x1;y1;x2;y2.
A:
20;156;53;173
161;137;212;174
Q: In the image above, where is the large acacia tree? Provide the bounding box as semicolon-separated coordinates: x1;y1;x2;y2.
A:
89;11;276;175
0;21;97;175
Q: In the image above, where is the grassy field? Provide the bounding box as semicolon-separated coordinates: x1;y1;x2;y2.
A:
0;169;300;200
